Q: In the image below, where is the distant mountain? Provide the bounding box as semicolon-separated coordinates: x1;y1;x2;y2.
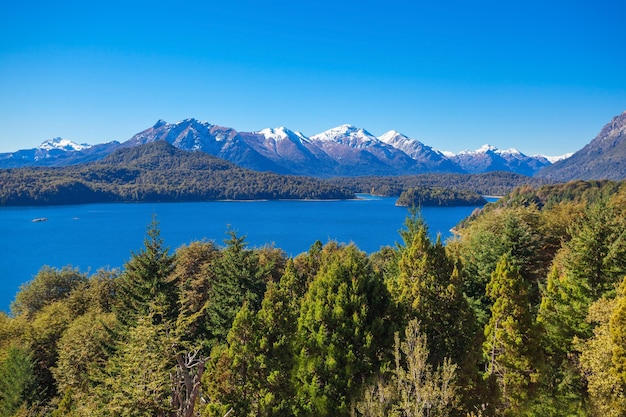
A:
536;111;626;181
0;137;120;168
308;125;428;175
0;118;571;176
446;144;552;176
377;130;461;173
0;141;354;206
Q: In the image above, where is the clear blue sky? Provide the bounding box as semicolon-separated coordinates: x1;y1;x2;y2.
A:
1;0;624;156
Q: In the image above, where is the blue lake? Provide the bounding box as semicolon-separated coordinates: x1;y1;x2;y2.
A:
0;196;487;312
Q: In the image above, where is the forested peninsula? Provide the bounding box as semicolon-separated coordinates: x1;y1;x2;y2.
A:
0;141;354;205
395;187;486;207
2;179;626;416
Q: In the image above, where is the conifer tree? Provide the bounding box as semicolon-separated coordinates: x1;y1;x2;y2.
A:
170;241;221;347
293;243;393;417
97;305;175;417
0;346;37;417
204;230;266;345
115;216;176;326
483;254;540;414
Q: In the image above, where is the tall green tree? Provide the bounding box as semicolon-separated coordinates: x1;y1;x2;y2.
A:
293;243;393;417
115;216;176;326
483;254;540;415
204;230;266;345
0;346;37;417
169;241;221;347
537;197;626;412
97;307;175;417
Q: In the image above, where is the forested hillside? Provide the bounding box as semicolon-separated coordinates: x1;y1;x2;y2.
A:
328;171;546;197
0;141;354;205
2;180;626;416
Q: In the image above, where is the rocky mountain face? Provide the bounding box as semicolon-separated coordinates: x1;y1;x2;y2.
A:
535;111;626;181
0;118;567;177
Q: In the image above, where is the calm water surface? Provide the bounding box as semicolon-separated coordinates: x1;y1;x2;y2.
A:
0;196;486;312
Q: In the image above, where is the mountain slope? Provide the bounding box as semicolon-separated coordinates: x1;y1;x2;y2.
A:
536;111;626;181
449;145;551;176
378;130;462;173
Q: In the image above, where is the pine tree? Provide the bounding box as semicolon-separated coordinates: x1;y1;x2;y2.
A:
115;216;176;326
293;243;393;417
204;230;266;345
0;346;37;417
483;254;540;414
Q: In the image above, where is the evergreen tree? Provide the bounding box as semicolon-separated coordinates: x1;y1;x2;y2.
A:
97;306;175;417
170;241;221;347
204;230;266;345
115;216;176;326
0;346;37;417
293;243;393;417
537;197;626;411
483;254;540;414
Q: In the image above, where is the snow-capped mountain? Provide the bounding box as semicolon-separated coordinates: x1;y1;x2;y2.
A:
307;125;426;175
378;130;461;173
541;153;574;164
444;144;553;176
0;137;118;168
39;137;92;152
0;118;577;176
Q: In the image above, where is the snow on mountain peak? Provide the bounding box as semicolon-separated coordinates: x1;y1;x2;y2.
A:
477;144;498;153
540;153;574;163
378;130;408;143
310;124;375;143
39;137;91;152
257;127;309;143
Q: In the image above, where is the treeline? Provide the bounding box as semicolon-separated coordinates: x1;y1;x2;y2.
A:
395;187;487;207
2;179;626;416
0;141;354;205
327;171;547;197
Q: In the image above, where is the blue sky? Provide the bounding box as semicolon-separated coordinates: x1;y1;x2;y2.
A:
0;0;624;156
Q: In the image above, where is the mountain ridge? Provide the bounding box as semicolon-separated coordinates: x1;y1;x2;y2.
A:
535;111;626;181
0;119;566;177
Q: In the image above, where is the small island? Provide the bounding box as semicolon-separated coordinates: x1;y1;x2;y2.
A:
395;187;487;207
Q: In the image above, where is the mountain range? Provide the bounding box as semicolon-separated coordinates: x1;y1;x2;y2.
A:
2;112;625;181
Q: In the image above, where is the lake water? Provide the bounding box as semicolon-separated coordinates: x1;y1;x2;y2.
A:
0;196;487;312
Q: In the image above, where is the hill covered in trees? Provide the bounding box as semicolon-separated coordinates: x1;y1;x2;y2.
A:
395;187;487;207
2;179;626;416
0;141;354;205
328;171;546;197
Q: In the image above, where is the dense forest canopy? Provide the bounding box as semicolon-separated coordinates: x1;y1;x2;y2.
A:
327;171;547;197
395;187;486;207
2;179;626;416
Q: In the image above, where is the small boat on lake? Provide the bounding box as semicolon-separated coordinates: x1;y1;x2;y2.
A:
32;217;48;223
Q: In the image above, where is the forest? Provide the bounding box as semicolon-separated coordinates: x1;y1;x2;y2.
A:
395;187;486;207
327;171;547;198
0;142;354;205
2;179;626;416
